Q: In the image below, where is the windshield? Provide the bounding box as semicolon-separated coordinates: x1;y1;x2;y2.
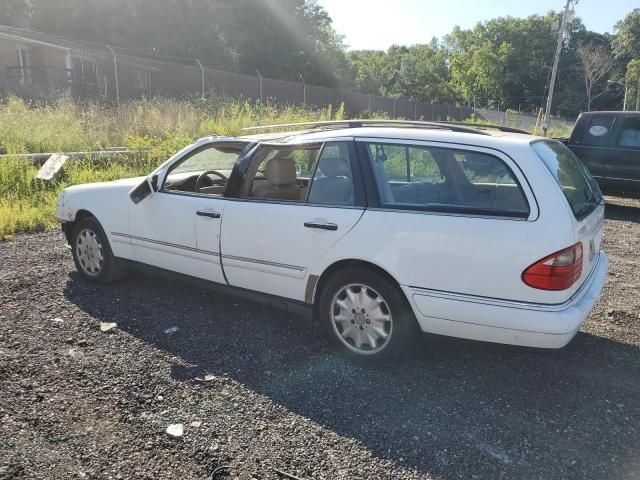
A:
531;140;602;220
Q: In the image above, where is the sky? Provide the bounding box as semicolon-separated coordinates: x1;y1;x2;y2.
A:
317;0;637;50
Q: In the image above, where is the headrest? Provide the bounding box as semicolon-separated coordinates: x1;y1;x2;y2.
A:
319;152;350;178
266;156;296;186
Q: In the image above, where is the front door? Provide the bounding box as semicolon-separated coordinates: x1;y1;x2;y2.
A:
220;141;365;301
129;140;247;283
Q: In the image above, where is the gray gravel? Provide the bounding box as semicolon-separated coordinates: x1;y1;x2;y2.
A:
1;197;639;479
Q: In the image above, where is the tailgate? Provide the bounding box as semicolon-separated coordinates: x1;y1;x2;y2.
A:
573;202;605;287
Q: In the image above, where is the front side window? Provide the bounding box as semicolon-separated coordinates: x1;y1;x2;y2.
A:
363;142;529;218
163;143;246;195
531;140;602;219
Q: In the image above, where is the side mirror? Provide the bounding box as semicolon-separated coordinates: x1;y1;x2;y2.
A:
129;175;157;204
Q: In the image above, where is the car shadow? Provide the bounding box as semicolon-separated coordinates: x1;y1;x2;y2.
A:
64;271;640;479
605;197;640;224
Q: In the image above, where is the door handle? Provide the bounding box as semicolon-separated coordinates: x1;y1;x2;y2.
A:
304;221;338;231
196;210;221;219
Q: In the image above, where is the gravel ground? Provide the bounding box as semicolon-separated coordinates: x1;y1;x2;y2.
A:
1;197;639;480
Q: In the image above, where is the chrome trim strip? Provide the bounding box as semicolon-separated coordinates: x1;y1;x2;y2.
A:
420;314;571;335
224;196;365;210
111;232;218;256
366;207;528;221
111;232;305;272
221;253;306;272
409;252;603;312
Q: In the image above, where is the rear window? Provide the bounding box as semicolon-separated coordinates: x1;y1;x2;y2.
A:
531;140;602;219
581;116;615;146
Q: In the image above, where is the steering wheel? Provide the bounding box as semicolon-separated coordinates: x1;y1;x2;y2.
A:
195;170;228;191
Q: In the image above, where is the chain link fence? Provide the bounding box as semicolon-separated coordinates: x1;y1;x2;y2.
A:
0;26;474;121
474;108;575;134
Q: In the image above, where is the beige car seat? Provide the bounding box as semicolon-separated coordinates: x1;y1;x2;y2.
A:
251;156;302;201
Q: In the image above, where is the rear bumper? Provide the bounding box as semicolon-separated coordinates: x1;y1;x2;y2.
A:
404;252;608;348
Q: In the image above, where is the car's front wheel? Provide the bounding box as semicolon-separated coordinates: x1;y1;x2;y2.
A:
71;217;124;283
319;267;419;360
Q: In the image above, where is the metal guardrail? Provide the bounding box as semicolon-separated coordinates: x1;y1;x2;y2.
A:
0;148;136;165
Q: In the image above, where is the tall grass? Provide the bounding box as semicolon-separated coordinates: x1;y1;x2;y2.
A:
0;97;347;239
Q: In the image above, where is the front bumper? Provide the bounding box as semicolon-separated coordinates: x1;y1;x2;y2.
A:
405;252;609;349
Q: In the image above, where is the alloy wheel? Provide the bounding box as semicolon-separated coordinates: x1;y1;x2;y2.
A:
330;284;393;355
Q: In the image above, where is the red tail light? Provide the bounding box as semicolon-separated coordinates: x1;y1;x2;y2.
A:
522;243;583;291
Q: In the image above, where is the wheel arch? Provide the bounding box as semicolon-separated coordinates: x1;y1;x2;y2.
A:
63;209;97;244
311;259;407;319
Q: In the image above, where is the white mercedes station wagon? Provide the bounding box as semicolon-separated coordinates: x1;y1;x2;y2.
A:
56;120;608;359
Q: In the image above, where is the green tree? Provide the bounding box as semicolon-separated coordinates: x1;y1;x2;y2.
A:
346;50;389;94
25;0;346;86
626;59;640;110
386;42;451;102
612;9;640;60
445;14;559;111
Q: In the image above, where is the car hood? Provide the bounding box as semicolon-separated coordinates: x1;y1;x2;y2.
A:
63;176;147;194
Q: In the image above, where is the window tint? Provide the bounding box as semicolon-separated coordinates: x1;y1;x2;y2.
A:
245;145;321;202
531;140;602;219
581;116;615;146
308;143;355;206
616;117;640;148
364;142;529;217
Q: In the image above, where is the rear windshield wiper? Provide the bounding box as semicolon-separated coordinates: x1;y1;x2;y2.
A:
574;197;602;219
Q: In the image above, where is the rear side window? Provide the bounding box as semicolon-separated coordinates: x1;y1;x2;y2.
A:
581;116;615;146
363;142;529;218
531;140;602;219
455;152;519;186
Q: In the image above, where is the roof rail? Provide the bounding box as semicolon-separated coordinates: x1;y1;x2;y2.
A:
241;119;491;136
436;121;530;135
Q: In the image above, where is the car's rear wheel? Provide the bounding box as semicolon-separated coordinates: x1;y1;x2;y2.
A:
319;267;419;360
71;217;124;283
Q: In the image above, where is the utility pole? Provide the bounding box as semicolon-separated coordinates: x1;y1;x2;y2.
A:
543;0;573;136
607;79;628;111
636;74;640;111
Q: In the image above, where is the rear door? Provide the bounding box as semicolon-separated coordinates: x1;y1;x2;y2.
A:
220;141;365;301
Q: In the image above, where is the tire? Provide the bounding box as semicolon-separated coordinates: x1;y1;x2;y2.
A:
71;217;125;284
318;267;419;360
